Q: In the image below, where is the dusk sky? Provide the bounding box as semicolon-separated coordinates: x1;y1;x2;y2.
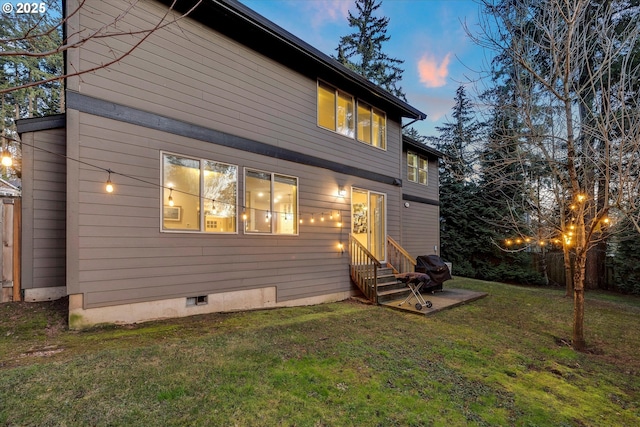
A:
240;0;491;138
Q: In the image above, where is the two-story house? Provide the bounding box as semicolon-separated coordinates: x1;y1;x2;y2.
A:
17;0;440;327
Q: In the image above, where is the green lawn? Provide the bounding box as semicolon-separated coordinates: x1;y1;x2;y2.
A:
1;278;638;426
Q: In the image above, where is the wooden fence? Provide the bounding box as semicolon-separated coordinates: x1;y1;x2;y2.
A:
532;251;615;289
1;198;21;302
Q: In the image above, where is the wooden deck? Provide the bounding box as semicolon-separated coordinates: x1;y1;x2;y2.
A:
380;288;488;315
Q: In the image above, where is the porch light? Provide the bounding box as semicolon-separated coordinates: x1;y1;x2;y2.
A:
338;186;347;197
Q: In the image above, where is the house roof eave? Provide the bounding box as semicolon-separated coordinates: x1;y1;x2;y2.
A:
403;135;443;159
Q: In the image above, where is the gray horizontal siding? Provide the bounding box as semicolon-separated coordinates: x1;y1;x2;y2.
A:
401;202;440;260
402;151;439;202
72;112;390;309
73;0;402;181
21;127;67;290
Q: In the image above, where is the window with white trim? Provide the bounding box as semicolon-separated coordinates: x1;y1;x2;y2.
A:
162;153;237;232
407;152;428;185
244;169;298;235
317;81;355;138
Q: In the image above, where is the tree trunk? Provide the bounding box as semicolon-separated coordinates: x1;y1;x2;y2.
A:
572;250;587;351
563;245;573;297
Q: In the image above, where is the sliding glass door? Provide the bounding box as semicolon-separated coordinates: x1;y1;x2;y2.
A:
352;188;386;261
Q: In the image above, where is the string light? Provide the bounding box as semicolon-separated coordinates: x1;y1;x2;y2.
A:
168;188;174;206
13;134;349;237
105;170;114;193
1;148;12;167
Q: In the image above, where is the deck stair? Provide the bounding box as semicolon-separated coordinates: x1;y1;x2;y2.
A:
375;267;411;304
349;235;416;305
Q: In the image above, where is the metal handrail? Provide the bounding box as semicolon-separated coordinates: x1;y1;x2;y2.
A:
387;235;416;274
348;235;381;304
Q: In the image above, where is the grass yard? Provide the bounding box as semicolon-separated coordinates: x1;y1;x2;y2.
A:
1;277;639;426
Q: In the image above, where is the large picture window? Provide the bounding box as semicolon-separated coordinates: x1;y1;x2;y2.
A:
162;153;237;233
407;152;428;185
357;102;386;149
244;169;298;235
317;81;355;138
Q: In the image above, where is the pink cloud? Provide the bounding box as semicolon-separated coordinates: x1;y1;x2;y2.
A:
304;0;350;26
418;53;452;88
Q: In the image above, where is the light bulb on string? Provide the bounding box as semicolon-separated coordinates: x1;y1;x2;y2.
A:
105;170;114;193
310;214;315;223
321;212;325;222
168;188;174;206
1;148;12;167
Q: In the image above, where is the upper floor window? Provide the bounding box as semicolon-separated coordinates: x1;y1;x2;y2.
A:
317;81;354;138
244;169;298;235
407;152;428;185
162;153;237;233
317;81;387;150
357;102;386;150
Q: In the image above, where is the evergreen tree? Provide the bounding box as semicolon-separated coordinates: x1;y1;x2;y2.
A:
434;84;543;283
434;86;482;181
1;0;63;179
432;85;485;276
612;217;640;294
402;127;426;143
335;0;406;99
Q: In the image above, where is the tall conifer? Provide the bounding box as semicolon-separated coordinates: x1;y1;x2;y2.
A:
335;0;406;100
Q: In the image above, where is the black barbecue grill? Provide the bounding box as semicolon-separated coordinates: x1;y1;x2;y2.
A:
395;255;451;311
415;255;452;292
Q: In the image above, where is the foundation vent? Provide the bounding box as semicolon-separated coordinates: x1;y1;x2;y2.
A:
186;295;208;306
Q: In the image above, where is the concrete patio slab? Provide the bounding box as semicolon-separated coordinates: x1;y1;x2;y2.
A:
381;288;488;315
